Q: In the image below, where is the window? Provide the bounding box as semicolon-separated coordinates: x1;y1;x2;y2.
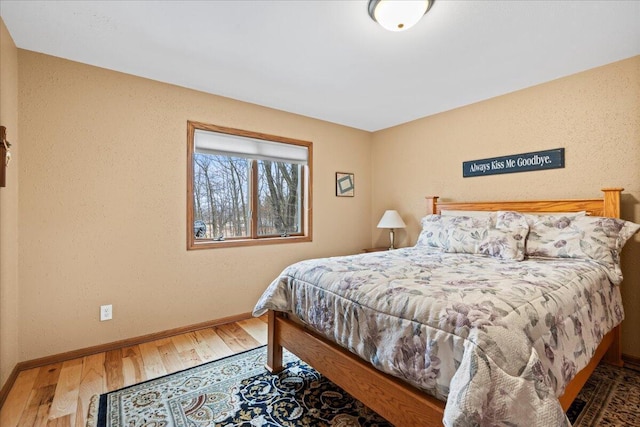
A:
187;121;312;249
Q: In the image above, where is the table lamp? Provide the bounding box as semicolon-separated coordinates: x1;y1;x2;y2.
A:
377;210;406;250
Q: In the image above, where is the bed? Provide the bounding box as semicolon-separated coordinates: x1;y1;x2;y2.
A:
253;188;638;426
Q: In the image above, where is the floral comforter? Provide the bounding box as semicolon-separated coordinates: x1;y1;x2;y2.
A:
253;247;624;426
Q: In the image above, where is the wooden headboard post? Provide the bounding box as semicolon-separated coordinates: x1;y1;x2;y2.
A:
602;187;623;218
426;196;439;215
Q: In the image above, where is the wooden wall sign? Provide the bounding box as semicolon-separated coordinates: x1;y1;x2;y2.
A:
463;148;564;178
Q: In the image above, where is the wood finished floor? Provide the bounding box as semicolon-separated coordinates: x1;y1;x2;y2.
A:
0;316;268;427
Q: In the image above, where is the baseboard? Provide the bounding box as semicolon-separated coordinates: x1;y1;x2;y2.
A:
0;364;21;410
0;312;253;409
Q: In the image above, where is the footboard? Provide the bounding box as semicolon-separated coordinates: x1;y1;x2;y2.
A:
267;310;619;424
267;310;446;426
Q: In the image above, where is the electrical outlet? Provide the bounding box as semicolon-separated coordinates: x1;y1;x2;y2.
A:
100;304;113;321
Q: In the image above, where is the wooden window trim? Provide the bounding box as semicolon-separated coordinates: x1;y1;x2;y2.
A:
187;121;313;250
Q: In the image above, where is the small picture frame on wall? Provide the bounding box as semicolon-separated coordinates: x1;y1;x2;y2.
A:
336;172;354;197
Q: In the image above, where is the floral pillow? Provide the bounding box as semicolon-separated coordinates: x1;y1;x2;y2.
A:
570;216;639;284
416;214;493;250
445;211;529;260
416;215;450;249
525;212;587;258
445;222;488;254
526;212;640;284
478;211;529;260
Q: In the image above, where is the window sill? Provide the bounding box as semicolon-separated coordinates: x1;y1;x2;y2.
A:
188;235;312;250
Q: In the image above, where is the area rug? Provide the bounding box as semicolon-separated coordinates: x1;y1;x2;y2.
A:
567;362;640;426
86;346;391;427
87;346;640;427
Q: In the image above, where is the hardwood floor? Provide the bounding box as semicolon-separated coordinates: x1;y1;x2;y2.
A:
0;316;268;427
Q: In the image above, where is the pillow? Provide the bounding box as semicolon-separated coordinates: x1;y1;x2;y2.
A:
526;213;640;284
570;216;639;284
479;211;529;260
445;211;529;261
525;212;587;258
416;215;449;249
445;223;488;254
416;214;493;250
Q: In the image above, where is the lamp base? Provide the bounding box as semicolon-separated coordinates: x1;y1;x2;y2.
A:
388;228;396;250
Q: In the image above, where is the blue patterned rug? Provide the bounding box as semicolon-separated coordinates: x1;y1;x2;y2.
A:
87;346;390;427
87;346;638;426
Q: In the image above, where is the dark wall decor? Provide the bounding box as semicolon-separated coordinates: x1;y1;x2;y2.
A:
463;148;564;178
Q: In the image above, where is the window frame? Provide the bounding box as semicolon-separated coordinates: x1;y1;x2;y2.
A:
187;121;313;250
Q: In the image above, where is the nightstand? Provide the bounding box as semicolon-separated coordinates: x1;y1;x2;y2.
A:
363;247;390;253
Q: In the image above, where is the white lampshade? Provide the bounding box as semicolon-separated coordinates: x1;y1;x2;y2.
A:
368;0;434;32
377;210;406;229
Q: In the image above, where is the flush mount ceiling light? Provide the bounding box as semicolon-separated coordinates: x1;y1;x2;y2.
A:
368;0;435;32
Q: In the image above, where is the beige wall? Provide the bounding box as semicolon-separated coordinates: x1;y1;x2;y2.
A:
372;56;640;357
16;50;372;361
0;18;20;386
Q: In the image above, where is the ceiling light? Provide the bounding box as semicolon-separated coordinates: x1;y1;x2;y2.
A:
368;0;434;32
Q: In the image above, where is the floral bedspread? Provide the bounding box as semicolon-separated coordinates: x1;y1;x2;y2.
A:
253;247;624;426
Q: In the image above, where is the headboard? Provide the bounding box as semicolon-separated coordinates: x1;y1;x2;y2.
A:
426;187;623;219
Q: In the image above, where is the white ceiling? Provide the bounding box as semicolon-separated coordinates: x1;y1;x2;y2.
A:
1;1;639;132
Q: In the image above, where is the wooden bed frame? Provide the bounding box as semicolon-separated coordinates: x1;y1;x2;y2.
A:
265;187;625;426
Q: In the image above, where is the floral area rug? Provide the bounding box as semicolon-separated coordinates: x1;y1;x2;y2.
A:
86;346;391;427
87;345;639;427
